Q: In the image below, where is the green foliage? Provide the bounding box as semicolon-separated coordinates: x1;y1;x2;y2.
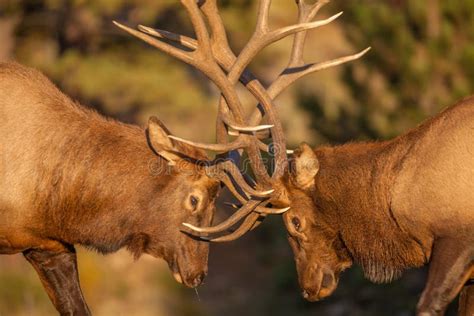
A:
316;0;474;140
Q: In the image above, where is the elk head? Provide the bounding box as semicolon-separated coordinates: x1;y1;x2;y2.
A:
142;116;220;287
279;143;353;301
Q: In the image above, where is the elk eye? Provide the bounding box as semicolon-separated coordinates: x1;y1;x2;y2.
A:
190;195;199;208
292;217;301;231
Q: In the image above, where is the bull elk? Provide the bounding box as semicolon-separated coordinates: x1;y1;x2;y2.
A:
0;60;223;314
0;0;322;313
176;1;474;316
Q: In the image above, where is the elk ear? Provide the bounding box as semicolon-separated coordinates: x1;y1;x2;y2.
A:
289;143;319;190
147;116;180;166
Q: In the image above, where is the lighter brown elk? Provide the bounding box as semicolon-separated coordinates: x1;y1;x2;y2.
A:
0;0;326;314
0;61;223;314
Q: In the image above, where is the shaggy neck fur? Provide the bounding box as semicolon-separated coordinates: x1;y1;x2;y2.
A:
313;139;430;283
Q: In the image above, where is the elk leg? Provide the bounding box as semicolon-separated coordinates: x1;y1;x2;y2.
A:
23;245;91;316
458;279;474;316
417;238;474;316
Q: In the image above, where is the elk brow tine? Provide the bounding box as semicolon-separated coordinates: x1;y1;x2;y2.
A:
256;206;291;215
208;212;261;243
168;136;245;153
182;200;260;234
225;122;274;132
220;112;274;132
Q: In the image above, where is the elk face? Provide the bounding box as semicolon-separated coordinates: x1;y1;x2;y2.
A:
150;170;219;289
280;143;352;301
141;117;220;288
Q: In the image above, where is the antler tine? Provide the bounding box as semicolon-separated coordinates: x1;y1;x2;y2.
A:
247;0;370;127
117;1;258;138
168;135;245;153
186;210;263;243
138;3;355;179
198;0;234;65
184;3;273;183
130;0;368;242
138;25;197;50
182;200;259;234
210;1;343;179
224;202;288;215
114;22;194;64
182;174;287;236
198;0;274;184
208;160;274;197
270;47;372;99
255;0;272;33
228;11;343;84
291;0;331;67
121;2;273;185
208;212;262;242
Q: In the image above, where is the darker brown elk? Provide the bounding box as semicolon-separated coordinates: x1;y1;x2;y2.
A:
276;97;474;315
0;62;221;315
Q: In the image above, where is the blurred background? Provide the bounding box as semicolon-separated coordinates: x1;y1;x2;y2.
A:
0;0;472;315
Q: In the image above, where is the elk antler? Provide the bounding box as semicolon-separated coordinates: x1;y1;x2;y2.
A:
115;0;369;242
138;1;370;138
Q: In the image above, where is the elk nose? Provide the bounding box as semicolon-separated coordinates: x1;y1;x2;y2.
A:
318;272;337;299
302;290;310;299
192;272;206;288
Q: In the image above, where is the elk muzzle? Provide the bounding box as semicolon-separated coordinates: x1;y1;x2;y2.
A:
299;264;339;302
170;259;208;288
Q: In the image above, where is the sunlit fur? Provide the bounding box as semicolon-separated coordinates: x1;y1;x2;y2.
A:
279;97;474;313
0;62;220;314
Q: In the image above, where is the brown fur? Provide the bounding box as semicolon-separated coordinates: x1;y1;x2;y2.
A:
0;62;220;314
278;97;474;315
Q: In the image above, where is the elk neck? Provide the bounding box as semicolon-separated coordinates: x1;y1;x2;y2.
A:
28;99;173;255
312;136;432;283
